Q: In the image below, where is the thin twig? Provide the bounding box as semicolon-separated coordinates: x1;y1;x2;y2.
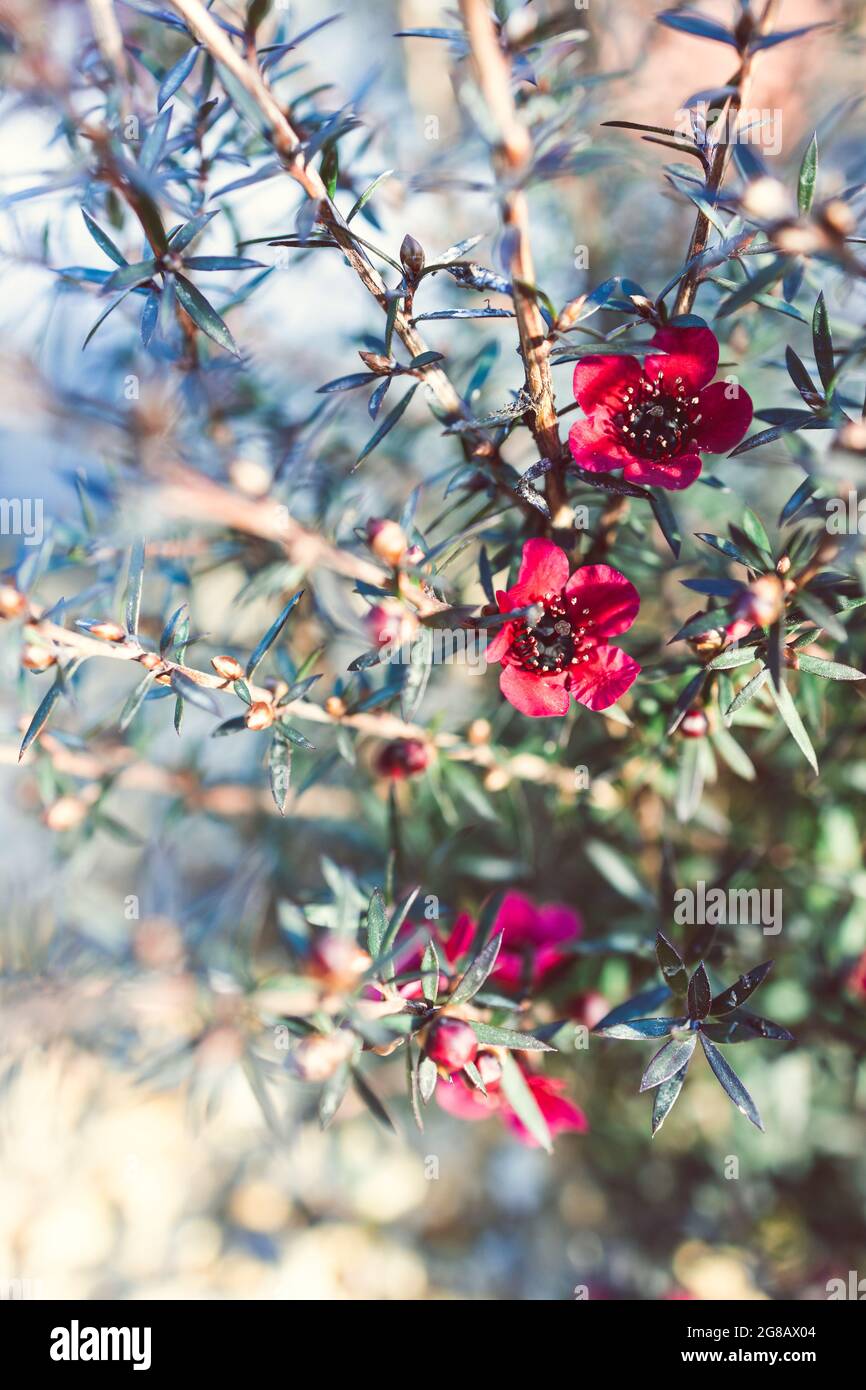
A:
459;0;567;521
672;0;782;317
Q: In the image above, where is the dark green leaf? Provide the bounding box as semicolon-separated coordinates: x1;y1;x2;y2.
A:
656;931;689;997
699;1033;763;1130
639;1034;697;1092
710;961;773;1016
687;962;712;1019
467;1021;554;1051
19;680;62;761
797;133;818;215
174;272;239;355
245;591;303;679
449;930;503;1005
652;1062;688;1136
354;383;418;469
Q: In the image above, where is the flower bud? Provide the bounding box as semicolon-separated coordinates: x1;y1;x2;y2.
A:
366;517;408;568
475;1049;503;1090
820;199;856;239
288;1030;355;1083
245;700;275;731
726;574;784;640
21;643;56;671
325;695;347;719
680;707;709;739
89;621;127;642
211;654;245;681
139;651;164;671
365;600;418;650
310;933;371;989
425;1017;478;1075
375;738;432;780
399;233;425;279
358;350;393;375
467;718;491;746
42;795;88;831
0;584;26;619
688;625;725;658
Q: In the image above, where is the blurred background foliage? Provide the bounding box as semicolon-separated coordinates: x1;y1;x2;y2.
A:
1;0;866;1299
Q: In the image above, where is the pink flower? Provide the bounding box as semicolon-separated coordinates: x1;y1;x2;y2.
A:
488;890;581;993
568;324;753;491
436;1055;587;1147
374;738;432;779
487;539;640;716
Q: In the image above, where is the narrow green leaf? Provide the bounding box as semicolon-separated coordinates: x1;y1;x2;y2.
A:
499;1051;552;1153
710;961;773;1016
245;590;303;679
19;680;62;761
656;931;688;997
174;272;239;355
467;1021;554;1052
767;676;818;773
639;1034;697;1092
652;1061;688;1136
449;930;503;1005
687;962;712;1020
699;1033;763;1130
124;537;146;634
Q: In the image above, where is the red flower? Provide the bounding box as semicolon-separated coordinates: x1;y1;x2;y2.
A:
487;539;640;716
568;324;753;491
488;890;581;993
436;1054;587;1147
380;891;580;1001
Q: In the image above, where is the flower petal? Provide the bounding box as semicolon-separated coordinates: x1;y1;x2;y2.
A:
565;563;640;638
500;664;570;717
568;417;634;472
436;1074;500;1122
567;643;640;711
508;538;570;603
485;621;513;664
623;454;702;490
443;912;476;964
504;1074;588;1146
694;380;753;452
646;324;719;394
573;354;642;412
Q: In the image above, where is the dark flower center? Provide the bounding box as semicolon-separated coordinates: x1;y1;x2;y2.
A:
508;593;598;676
613;371;702;460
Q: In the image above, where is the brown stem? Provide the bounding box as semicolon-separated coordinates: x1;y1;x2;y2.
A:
460;0;567;522
167;0;499;470
672;0;782;317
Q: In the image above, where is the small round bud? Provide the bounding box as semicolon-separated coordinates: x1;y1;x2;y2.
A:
375;738;432;780
0;584;26;619
325;695;347;719
688;626;725;658
21;643;56;671
425;1017;478;1075
366;518;408;568
245;700;275;731
89;621;127;642
467;718;491;746
42;796;88;831
680;707;709;739
229;457;272;497
740;176;789;222
310;933;372;989
211;654;245;681
820;199;856;238
288;1030;356;1083
139;651;163;671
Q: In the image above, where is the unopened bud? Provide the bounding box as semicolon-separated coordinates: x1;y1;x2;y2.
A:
399;233;425;279
21;643;56;671
680;707;709;739
358;350;393;375
229;457;272;497
139;651;164;671
288;1030;355;1083
820;198;856;238
245;700;275;731
740;176;789;223
90;621;127;643
0;584;26;619
467;718;491;746
365;600;418;649
310;933;372;989
325;695;347;719
375;737;432;780
425;1017;478;1075
366;517;408;567
211;654;245;681
42;795;88;831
